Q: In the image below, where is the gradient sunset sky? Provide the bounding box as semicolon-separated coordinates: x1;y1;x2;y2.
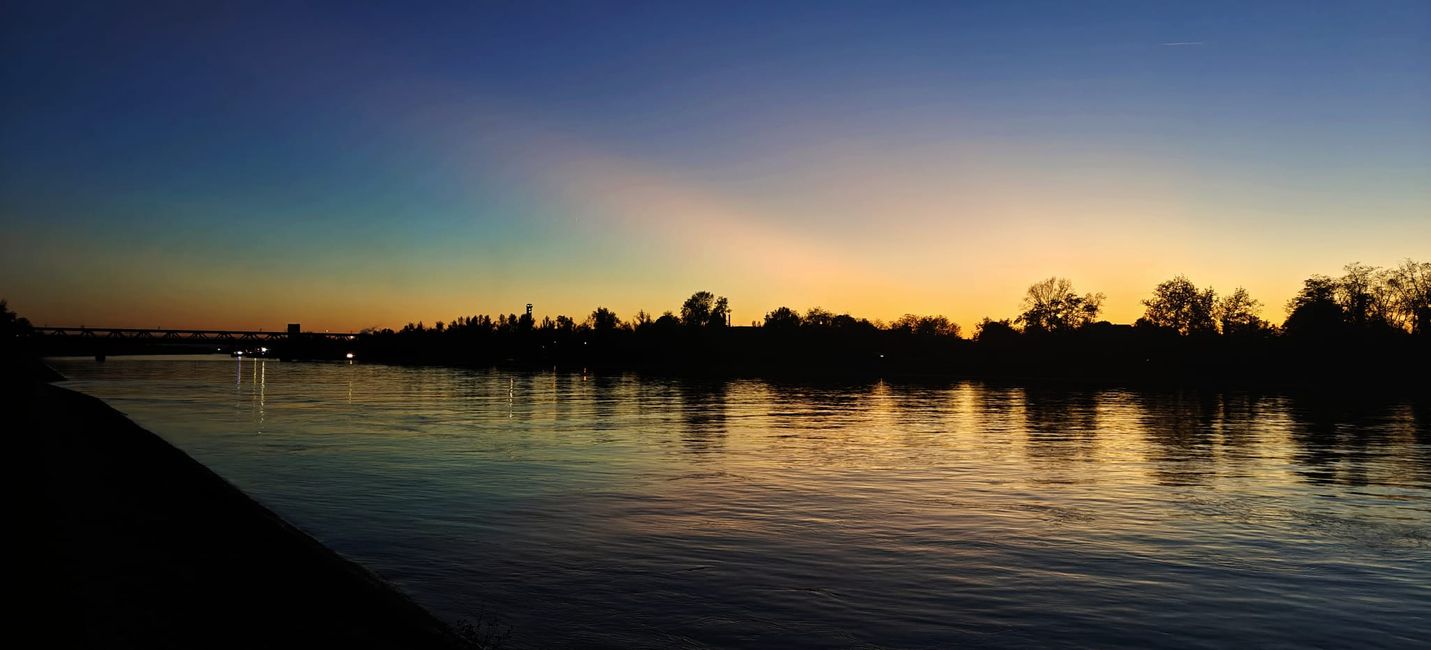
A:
3;1;1428;331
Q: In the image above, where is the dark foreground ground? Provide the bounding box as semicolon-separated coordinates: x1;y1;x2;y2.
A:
12;367;473;649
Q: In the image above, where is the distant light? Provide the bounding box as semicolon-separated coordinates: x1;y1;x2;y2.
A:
346;352;355;359
236;351;243;356
260;347;268;353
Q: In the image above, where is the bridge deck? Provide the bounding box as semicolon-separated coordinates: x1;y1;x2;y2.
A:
30;327;363;341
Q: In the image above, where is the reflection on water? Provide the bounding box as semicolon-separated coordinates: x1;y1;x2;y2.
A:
52;356;1431;648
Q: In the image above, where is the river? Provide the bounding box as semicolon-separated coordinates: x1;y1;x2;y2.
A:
51;355;1431;648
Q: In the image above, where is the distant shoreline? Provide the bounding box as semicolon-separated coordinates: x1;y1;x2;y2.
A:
16;362;476;649
337;343;1431;399
45;348;1431;399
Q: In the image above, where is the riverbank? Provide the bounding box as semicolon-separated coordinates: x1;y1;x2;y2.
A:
14;367;474;649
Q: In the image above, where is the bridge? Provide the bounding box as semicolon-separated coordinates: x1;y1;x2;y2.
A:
27;325;364;360
30;327;362;342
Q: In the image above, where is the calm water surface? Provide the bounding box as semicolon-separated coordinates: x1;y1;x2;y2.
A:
52;356;1431;648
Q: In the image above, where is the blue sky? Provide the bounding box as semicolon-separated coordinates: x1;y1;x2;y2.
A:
3;1;1428;329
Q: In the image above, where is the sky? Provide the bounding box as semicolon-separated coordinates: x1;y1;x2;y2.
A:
2;1;1428;331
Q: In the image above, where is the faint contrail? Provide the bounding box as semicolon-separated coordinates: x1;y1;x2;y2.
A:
1161;41;1206;46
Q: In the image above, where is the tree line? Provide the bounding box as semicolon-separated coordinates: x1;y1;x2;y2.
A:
340;258;1427;386
365;258;1427;340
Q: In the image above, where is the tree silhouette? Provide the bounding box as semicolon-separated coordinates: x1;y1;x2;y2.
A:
1140;275;1216;335
803;307;835;329
654;311;681;331
1336;262;1390;329
680;291;731;328
1017;277;1104;334
1216;287;1268;336
974;318;1019;344
1384;259;1431;335
831;313;871;331
710;296;730;328
1283;275;1344;338
588;307;621;332
763;306;802;330
891;314;961;337
0;299;32;337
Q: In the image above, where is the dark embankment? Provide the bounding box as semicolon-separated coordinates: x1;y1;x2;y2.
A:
13;369;472;649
